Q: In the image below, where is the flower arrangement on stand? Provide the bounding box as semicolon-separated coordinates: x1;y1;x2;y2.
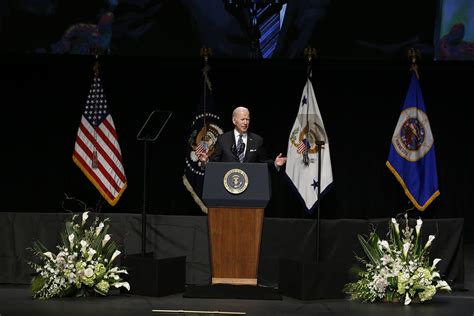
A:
343;214;451;305
28;211;130;299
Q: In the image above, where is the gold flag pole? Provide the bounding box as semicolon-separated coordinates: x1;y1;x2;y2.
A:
304;46;317;63
200;46;212;130
407;47;421;79
200;46;213;93
304;46;317;77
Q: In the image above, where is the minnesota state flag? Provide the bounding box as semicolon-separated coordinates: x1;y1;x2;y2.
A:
386;71;440;211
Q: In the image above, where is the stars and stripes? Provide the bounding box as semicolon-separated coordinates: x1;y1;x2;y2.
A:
297;139;309;154
194;141;208;156
72;75;127;206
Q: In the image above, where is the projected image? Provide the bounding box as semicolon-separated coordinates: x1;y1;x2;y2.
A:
2;1;441;60
437;0;474;60
1;0;331;59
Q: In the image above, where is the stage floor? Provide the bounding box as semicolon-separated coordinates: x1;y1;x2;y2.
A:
1;284;473;316
2;243;473;316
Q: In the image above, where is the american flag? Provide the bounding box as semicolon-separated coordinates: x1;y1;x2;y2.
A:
72;75;127;206
297;139;309;154
195;141;208;156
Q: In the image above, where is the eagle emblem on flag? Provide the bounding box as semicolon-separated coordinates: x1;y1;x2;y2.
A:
188;120;223;171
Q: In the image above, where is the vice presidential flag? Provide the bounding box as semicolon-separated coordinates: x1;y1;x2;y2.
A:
72;71;127;206
286;76;333;213
386;71;440;211
183;66;223;214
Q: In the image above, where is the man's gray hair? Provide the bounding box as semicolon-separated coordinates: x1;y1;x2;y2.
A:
232;106;249;118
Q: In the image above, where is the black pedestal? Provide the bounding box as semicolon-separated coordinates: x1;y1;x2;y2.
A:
278;258;348;300
121;254;186;297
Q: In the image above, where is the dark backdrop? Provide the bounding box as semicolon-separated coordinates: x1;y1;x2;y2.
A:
1;54;473;241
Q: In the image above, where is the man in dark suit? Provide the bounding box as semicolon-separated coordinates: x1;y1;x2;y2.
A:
111;0;330;58
198;106;287;167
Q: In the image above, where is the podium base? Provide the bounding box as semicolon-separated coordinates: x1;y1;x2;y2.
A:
212;277;257;285
121;253;186;297
278;258;348;300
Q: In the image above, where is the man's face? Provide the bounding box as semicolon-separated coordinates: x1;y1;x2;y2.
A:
233;110;250;134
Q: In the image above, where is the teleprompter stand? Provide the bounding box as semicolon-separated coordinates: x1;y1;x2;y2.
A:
122;110;186;297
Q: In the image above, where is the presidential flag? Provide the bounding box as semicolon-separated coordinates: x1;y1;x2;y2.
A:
183;66;223;214
386;71;440;211
286;75;333;213
72;70;127;206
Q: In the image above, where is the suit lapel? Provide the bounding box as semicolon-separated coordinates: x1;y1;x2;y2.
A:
230;132;239;161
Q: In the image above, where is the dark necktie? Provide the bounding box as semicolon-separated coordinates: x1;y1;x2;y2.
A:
257;4;280;58
237;134;245;163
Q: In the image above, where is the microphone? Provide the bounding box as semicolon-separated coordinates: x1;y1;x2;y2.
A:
231;143;237;155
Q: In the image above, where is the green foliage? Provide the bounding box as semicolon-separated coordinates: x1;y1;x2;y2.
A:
344;215;451;305
28;211;130;299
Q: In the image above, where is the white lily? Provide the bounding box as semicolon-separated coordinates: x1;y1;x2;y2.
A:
112;281;130;291
111;250;121;262
95;222;104;236
43;252;54;261
102;234;111;247
68;234;75;246
415;219;423;237
108;267;128;274
424;235;435;249
81;211;89;226
391;218;400;235
404;293;411;305
87;248;97;258
432;258;441;269
436;280;451;291
379;240;390;252
80;240;88;253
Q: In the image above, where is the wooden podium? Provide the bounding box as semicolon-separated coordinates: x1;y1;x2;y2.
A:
203;162;271;286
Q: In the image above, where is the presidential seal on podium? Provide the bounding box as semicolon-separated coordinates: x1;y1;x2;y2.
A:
223;168;249;194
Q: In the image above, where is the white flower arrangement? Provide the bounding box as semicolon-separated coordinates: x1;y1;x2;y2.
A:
344;214;451;305
28;211;130;299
